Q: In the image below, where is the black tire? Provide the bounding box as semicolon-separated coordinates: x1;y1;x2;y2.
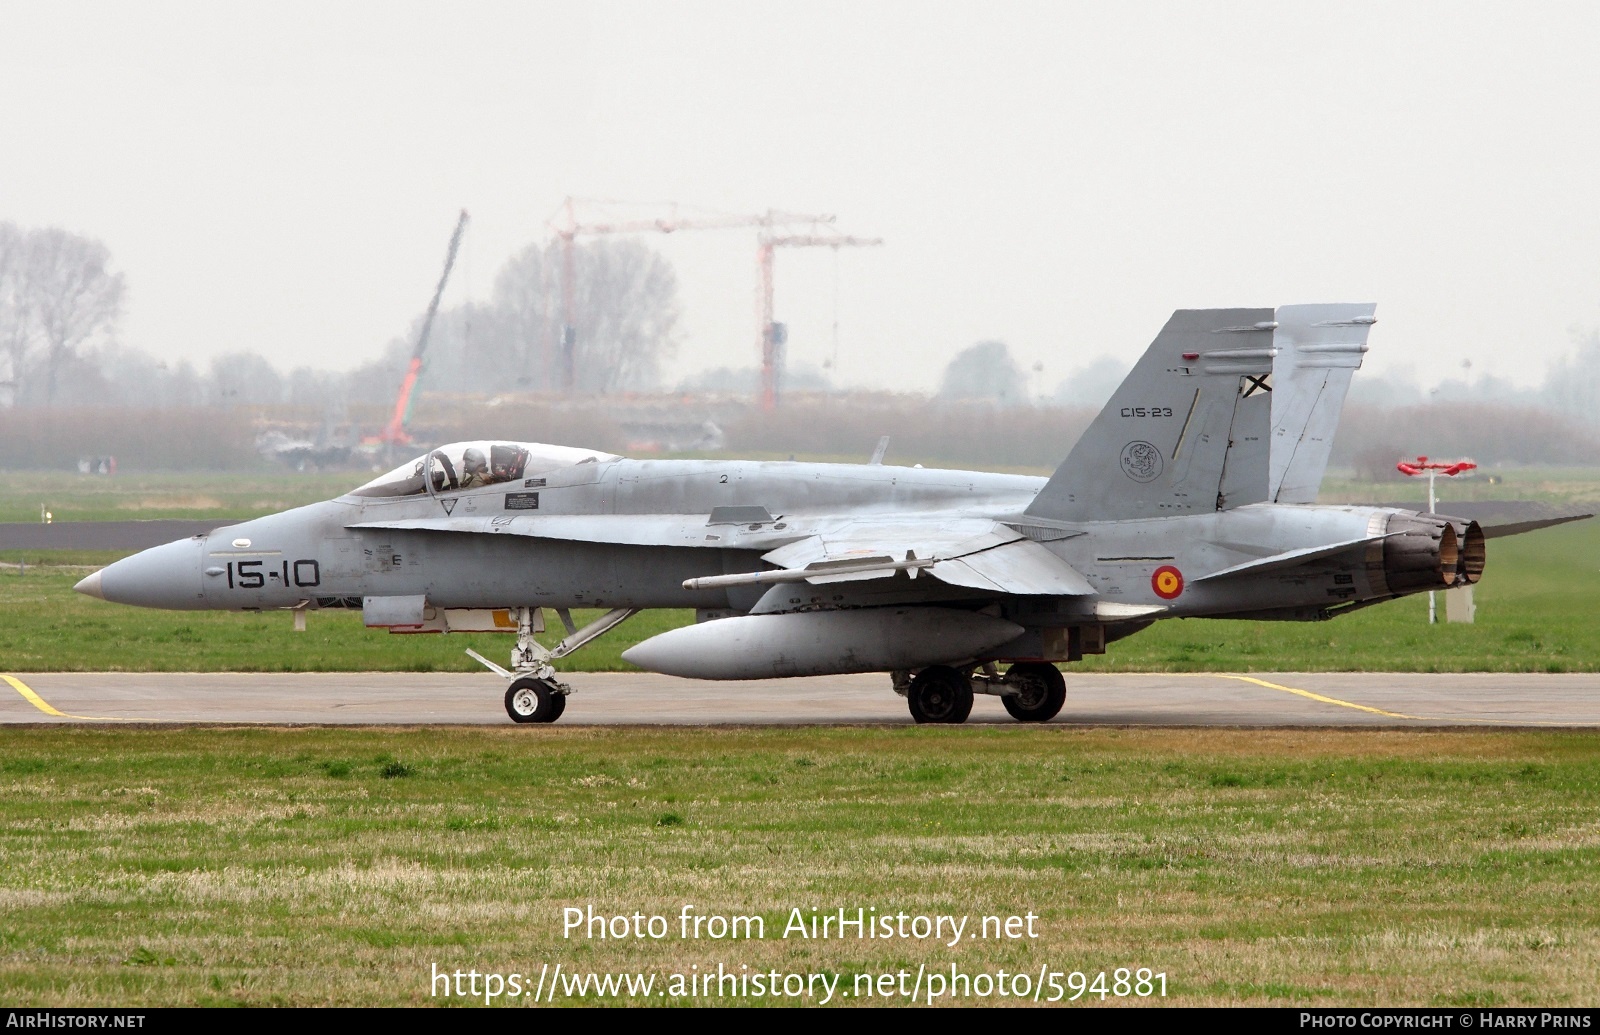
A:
1001;662;1066;722
505;677;563;724
907;665;974;724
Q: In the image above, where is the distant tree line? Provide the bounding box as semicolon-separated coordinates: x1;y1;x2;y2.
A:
0;223;125;406
4;217;1599;477
0;225;682;413
342;238;682;406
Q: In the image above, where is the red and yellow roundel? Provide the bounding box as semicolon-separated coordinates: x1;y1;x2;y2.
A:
1151;565;1184;600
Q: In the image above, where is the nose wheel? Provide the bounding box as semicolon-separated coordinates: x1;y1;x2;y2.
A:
505;677;567;724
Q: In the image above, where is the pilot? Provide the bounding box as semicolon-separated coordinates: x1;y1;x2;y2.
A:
459;447;491;488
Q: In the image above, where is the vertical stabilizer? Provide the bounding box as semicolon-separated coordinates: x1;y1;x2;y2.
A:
1268;303;1374;503
1025;308;1276;521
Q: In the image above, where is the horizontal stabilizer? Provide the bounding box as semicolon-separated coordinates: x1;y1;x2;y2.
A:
1359;501;1594;540
1194;533;1392;583
1480;514;1593;539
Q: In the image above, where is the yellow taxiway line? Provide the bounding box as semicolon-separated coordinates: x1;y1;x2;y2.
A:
1211;674;1427;720
2;674;128;721
1206;673;1577;727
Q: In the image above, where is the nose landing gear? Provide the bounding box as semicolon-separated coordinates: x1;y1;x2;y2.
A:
467;606;639;724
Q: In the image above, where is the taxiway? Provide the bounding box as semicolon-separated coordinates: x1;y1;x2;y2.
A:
3;671;1597;726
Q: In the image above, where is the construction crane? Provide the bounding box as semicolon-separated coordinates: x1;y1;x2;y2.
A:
548;199;807;393
758;228;882;410
374;209;470;448
548;198;878;404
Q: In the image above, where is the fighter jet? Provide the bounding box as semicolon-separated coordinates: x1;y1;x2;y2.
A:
73;304;1575;724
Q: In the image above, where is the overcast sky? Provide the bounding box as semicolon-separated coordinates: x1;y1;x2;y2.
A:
4;1;1598;394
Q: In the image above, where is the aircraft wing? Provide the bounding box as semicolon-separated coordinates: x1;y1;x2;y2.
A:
351;514;1096;597
758;520;1095;596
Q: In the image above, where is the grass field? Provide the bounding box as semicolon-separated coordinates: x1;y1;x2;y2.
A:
0;471;359;524
2;518;1596;673
1318;468;1600;510
0;726;1595;1006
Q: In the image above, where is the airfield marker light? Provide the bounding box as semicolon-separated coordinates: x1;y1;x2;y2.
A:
1396;455;1478;624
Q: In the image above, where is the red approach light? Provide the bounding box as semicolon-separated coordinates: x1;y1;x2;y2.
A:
1181;352;1200;360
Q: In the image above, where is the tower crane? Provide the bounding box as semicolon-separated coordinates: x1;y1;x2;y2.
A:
758;228;882;410
548;197;879;405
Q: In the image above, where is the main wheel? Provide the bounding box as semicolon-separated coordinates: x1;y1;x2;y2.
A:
505;677;564;724
907;665;974;724
1001;662;1066;722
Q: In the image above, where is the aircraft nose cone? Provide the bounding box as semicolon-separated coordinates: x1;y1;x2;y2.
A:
83;536;209;610
73;570;104;599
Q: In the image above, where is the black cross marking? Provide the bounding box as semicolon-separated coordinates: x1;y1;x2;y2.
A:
1243;374;1272;397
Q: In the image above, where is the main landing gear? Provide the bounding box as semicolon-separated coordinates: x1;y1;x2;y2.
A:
905;666;974;724
895;662;1067;725
999;662;1067;722
468;606;639;724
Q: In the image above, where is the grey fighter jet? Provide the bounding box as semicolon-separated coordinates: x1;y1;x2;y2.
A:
74;304;1572;724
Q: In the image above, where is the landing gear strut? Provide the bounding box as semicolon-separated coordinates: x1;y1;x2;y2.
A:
467;606;639;724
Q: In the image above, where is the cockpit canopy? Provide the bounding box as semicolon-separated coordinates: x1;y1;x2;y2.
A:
350;441;619;498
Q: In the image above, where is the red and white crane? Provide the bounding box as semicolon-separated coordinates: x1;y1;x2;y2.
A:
373;209;470;448
757;227;882;411
548;197;880;407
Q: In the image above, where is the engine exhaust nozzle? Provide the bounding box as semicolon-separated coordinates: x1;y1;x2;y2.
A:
1381;513;1459;594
